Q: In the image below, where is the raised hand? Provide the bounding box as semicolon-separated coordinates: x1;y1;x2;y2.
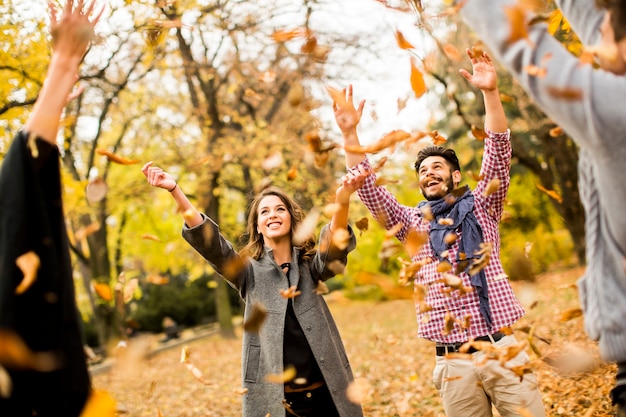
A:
459;49;498;92
141;162;177;191
333;85;366;134
49;0;104;63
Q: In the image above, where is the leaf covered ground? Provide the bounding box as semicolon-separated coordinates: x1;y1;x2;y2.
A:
92;266;616;416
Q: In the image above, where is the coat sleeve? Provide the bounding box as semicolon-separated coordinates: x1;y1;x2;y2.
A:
181;213;248;292
460;0;626;157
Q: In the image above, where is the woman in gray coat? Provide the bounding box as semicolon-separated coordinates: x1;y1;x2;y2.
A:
142;162;364;417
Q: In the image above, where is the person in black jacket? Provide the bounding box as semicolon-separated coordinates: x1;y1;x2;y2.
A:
0;1;103;415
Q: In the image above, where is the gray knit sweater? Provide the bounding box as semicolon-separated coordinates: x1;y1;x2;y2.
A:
461;0;626;363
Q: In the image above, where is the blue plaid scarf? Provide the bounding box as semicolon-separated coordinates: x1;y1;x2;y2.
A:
418;185;492;328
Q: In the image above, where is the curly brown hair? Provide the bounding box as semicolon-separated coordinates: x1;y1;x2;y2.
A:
239;187;316;261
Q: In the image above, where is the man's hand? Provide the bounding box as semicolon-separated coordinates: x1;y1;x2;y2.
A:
459;49;498;92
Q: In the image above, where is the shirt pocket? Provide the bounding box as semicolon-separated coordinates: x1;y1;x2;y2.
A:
244;344;261;383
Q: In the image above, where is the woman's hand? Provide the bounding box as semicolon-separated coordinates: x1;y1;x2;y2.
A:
141;161;177;191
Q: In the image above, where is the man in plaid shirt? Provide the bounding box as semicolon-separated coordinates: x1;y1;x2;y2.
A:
333;50;545;416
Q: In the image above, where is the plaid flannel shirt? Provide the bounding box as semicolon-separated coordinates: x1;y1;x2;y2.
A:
354;129;525;344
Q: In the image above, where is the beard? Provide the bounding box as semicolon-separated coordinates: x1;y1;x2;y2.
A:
421;175;455;201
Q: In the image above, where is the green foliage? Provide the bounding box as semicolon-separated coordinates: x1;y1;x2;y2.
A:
125;272;240;334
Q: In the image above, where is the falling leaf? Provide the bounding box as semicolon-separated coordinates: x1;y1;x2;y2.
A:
397;96;409;114
293;208;320;246
75;222;101;242
280;285;302;299
471;125;488;141
286;166;298;181
223;257;246;280
442;311;456;335
243;303;267;334
141;233;162;242
444;232;458;245
536;183;563;203
86;177;108;204
326;85;349;110
344;130;411;154
420;205;433;221
504;5;530;44
331;228;351;250
371;156;388;172
483;178;501;197
123;279;138;303
438;218;454;226
271;28;308;42
234;387;249;395
355;217;369;234
262;152;284;171
327;260;346;275
93;282;112;301
429;130;447;145
394;29;414;49
346;378;370;404
322;203;340;218
146;274;169;285
443;44;462;62
559;307;583;322
443;375;463;382
79;389;116;417
549;126;563;137
183;361;211;385
315;280;330;295
96;149;140;165
265;365;296;383
525;64;547;77
15;251;40;295
410;57;427;98
405;228;428;257
0;330;58;371
546;86;583;101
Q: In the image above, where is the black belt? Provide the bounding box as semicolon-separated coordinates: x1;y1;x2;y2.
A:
435;331;505;356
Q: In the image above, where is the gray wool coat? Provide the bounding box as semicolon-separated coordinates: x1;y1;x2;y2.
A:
182;214;363;417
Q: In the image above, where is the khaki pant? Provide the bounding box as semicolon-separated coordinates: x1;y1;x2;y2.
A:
433;335;546;417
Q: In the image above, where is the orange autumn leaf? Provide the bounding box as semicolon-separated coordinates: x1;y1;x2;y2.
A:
0;330;58;371
429;130;446;145
443;44;462;62
141;233;162;242
483;178;501;197
560;307;583;322
96;149;140;165
15;251;40;295
280;285;302;299
546;86;583;101
504;4;529;44
394;29;414;49
410;57;427;98
344;130;411;154
326;85;349;110
286;166;298;181
123;279;138;303
75;222;101;242
549;126;564;137
271;28;308;42
265;365;296;384
79;390;116;417
471;125;488;141
146;274;169;285
536;183;563;203
93;282;113;301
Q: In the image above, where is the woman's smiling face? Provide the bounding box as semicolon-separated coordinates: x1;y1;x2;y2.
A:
256;195;292;243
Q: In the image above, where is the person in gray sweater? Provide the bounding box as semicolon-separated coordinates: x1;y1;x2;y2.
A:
142;162;364;417
458;0;626;413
